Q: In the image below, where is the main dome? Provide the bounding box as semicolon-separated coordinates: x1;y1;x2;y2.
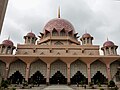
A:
43;18;75;33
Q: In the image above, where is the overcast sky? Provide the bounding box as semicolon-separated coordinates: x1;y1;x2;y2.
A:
0;0;120;55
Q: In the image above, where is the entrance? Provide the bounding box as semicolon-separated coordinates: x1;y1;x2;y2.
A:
29;71;46;84
50;71;67;84
71;71;87;84
92;71;108;84
8;71;24;84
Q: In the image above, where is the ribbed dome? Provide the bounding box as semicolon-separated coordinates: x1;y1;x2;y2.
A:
43;18;75;33
82;33;92;38
103;41;114;47
26;32;36;37
2;39;14;46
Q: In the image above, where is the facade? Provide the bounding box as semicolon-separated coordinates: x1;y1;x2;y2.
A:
0;13;120;85
0;0;8;33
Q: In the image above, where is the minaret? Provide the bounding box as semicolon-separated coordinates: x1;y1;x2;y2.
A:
80;32;93;45
0;0;8;34
101;38;118;55
24;31;37;45
0;37;15;54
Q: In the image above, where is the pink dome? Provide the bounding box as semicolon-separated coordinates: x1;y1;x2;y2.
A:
2;40;14;46
26;32;36;37
82;33;92;38
103;41;114;47
43;18;75;33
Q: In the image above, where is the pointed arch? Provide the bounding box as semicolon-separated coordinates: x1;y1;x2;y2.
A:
8;59;26;78
30;59;47;78
50;60;67;78
0;60;6;78
45;30;50;37
91;71;108;84
110;60;120;81
70;59;87;78
52;28;58;36
60;28;66;36
90;60;107;78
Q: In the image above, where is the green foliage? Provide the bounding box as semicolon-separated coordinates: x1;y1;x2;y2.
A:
1;80;9;88
89;82;93;87
11;88;16;90
99;88;104;90
108;80;115;87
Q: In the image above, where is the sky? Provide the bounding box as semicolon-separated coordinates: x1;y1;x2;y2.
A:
0;0;120;55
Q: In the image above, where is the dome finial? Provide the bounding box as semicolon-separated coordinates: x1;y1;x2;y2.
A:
58;6;60;18
107;37;109;41
8;35;10;40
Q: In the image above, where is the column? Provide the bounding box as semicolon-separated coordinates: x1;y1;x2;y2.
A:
106;64;111;81
67;63;70;85
46;63;50;85
25;63;30;82
4;63;10;80
87;64;91;83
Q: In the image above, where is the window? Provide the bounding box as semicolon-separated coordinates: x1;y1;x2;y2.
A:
52;29;58;36
60;29;66;36
7;46;11;54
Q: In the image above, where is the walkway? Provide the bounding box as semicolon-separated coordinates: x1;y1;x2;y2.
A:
42;85;74;90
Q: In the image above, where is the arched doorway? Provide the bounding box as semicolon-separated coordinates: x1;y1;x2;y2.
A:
0;60;6;78
8;60;26;83
92;71;108;84
9;71;24;84
29;71;46;84
110;60;120;82
50;60;67;84
70;60;87;84
29;60;47;84
50;71;67;84
91;60;107;84
71;71;87;84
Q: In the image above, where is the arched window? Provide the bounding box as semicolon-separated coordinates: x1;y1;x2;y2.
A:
1;46;5;54
7;46;11;54
32;38;34;44
60;29;66;36
52;29;58;36
28;37;30;43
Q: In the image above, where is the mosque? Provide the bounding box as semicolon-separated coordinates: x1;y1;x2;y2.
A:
0;8;120;85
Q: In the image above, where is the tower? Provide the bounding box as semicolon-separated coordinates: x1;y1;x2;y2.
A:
0;38;15;54
24;32;37;45
80;33;93;45
0;0;8;34
101;40;118;55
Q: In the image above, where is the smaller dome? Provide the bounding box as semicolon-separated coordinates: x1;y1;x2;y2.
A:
26;32;36;37
82;33;92;38
2;39;14;46
103;41;114;47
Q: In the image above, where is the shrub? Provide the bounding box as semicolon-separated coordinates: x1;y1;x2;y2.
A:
108;80;115;87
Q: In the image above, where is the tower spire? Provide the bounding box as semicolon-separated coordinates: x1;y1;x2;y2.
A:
107;37;109;41
58;6;60;18
8;35;10;40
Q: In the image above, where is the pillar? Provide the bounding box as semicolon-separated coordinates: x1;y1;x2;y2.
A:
25;63;30;82
67;63;70;85
106;64;111;81
87;64;91;83
46;63;50;85
4;63;10;80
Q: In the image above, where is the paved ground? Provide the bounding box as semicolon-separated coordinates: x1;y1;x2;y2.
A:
16;85;120;90
42;85;74;90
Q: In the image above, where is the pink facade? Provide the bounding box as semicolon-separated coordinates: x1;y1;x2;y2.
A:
0;16;120;85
